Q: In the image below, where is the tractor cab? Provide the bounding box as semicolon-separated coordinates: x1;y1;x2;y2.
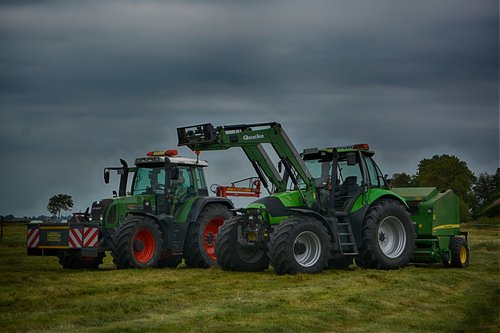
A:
96;149;210;229
132;150;209;214
302;144;388;214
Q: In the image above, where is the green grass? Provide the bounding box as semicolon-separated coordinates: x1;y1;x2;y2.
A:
1;223;499;332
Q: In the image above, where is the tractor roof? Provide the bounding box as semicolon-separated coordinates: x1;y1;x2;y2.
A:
135;156;208;167
303;144;375;159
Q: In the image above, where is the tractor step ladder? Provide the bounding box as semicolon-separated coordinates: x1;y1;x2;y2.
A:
336;222;358;255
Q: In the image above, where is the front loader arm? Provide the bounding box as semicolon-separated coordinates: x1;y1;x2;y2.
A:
177;122;316;206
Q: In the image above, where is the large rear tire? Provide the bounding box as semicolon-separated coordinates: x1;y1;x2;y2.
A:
111;216;163;269
268;217;331;275
215;217;269;272
358;199;415;269
184;204;232;268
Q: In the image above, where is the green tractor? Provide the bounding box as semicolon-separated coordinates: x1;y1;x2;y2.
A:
177;122;470;274
27;149;234;269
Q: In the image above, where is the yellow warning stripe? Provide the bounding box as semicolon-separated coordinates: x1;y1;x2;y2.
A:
432;224;460;232
38;245;69;249
39;226;70;230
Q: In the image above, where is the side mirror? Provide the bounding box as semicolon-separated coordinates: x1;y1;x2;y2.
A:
347;153;357;166
104;169;110;184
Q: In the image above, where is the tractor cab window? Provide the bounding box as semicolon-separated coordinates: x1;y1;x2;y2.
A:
364;155;387;188
337;156;362;186
132;167;166;195
195;167;208;195
333;153;363;211
304;159;331;188
171;166;195;204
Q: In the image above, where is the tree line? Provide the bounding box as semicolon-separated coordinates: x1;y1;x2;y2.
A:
390;154;499;221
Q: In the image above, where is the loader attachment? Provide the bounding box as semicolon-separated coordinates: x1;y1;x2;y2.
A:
177;123;217;146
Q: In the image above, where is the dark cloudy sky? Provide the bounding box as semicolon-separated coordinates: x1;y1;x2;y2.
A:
1;0;498;217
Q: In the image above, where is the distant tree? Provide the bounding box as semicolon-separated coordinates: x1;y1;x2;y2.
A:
473;168;500;216
390;172;417;188
474;169;500;206
415;155;476;221
47;194;74;219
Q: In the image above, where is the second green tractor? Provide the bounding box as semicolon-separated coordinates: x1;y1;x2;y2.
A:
177;122;469;275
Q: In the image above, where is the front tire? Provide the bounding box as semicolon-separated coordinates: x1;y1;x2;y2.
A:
215;217;269;272
111;216;163;269
268;217;331;275
358;199;415;269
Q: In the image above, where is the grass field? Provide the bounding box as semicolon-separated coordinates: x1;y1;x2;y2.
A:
0;223;499;332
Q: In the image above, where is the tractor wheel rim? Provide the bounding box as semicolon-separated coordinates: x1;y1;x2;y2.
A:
133;229;155;263
294;231;321;267
459;245;467;264
378;216;407;259
203;217;225;261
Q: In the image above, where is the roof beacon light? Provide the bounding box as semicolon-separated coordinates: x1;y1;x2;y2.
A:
146;149;179;157
353;143;370;150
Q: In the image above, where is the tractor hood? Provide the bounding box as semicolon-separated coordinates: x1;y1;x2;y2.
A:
245;190;307;225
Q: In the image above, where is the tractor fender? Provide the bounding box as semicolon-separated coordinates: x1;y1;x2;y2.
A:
285;208;336;241
185;197;235;225
349;193;409;250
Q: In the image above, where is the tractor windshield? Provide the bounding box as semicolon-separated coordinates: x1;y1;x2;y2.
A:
302;155;363;188
304;159;332;188
132;167;166;195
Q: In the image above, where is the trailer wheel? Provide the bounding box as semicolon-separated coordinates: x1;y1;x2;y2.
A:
58;251;105;269
268;217;331;275
358;199;415;269
111;216;163;269
184;204;232;268
215;217;269;272
449;237;470;268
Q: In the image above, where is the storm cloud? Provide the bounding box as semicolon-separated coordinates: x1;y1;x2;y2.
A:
0;0;498;216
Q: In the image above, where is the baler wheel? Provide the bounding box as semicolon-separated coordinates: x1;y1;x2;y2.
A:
449;237;470;268
215;217;269;272
184;204;232;268
267;217;331;275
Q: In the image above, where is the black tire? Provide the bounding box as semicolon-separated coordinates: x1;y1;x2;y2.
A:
358;199;415;269
268;217;332;275
184;204;232;268
111;216;163;269
215;217;269;272
449;237;470;268
58;251;105;269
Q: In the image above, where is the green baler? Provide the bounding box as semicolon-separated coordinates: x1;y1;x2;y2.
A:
392;187;470;267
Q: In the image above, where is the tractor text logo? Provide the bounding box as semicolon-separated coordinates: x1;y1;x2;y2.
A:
243;134;264;141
